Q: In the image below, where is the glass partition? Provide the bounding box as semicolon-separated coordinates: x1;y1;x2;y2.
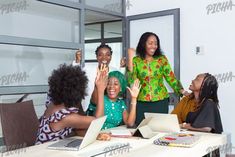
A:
0;0;80;42
104;21;122;38
0;44;75;86
85;0;123;13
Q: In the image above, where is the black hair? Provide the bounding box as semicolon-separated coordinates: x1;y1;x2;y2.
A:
48;64;88;108
198;73;219;106
95;44;113;56
136;32;162;59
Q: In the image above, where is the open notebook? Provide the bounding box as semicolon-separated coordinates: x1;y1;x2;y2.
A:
154;133;201;148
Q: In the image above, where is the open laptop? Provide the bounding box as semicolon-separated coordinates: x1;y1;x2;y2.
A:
144;113;180;133
132;117;157;138
47;116;107;151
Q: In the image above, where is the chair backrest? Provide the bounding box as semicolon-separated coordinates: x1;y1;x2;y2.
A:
0;100;39;150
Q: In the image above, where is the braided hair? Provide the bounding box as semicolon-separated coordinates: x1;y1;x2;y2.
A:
198;73;219;107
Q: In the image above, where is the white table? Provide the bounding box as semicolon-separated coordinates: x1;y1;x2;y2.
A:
1;126;227;157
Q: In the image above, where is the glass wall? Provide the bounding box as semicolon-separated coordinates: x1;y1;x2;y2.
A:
85;24;101;40
85;0;123;13
84;10;122;69
0;0;80;43
0;0;125;99
0;44;74;87
104;21;122;38
0;0;125;143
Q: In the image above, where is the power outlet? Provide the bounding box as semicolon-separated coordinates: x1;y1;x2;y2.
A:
196;46;204;55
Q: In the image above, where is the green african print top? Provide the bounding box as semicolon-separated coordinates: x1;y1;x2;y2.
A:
86;95;127;130
127;55;183;102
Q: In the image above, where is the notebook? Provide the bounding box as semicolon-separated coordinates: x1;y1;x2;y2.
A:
110;129;132;138
47;116;107;151
154;133;201;148
144;113;181;133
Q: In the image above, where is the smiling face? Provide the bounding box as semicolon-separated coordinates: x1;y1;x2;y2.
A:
145;35;158;57
106;77;121;102
96;48;112;67
189;74;206;92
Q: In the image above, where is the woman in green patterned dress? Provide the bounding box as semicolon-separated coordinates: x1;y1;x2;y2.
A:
127;32;188;125
87;71;141;129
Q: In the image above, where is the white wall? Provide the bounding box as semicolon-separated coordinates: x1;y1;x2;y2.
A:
127;0;235;152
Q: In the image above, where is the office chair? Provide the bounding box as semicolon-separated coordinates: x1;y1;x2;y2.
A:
0;100;39;151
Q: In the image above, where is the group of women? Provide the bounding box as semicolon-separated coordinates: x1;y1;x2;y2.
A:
35;31;223;157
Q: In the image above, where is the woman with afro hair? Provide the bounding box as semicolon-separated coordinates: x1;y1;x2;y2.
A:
36;64;107;144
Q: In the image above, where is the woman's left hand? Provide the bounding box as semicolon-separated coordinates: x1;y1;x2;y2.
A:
120;57;126;67
180;89;190;96
181;123;191;129
127;79;141;98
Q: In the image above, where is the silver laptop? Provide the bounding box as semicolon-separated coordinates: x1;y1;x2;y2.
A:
47;116;107;151
144;113;180;133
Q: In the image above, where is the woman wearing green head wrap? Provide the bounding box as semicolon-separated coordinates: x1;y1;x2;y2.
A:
87;71;141;129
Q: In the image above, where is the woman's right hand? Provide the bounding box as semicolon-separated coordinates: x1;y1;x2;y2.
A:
97;133;111;141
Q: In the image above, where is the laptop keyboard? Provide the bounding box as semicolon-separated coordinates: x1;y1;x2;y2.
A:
66;139;82;147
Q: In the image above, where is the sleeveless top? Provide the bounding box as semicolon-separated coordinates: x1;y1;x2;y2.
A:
35;107;79;144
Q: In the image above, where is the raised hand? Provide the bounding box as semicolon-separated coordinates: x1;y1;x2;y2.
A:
120;57;126;67
128;48;135;60
95;65;108;92
75;49;82;63
127;48;136;72
127;79;141;99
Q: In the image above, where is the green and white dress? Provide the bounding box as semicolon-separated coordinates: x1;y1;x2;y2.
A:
87;95;127;129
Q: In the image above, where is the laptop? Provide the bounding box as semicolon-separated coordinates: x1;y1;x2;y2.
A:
144;113;180;133
133;117;158;138
47;116;107;151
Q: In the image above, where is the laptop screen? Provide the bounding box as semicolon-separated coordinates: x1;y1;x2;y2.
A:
144;113;180;133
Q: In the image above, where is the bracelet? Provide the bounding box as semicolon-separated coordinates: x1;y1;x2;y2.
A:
130;101;137;105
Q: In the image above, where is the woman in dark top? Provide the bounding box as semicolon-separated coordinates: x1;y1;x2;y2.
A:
182;73;223;157
182;73;223;134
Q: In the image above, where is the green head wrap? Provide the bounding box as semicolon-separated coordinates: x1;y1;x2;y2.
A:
108;71;127;94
